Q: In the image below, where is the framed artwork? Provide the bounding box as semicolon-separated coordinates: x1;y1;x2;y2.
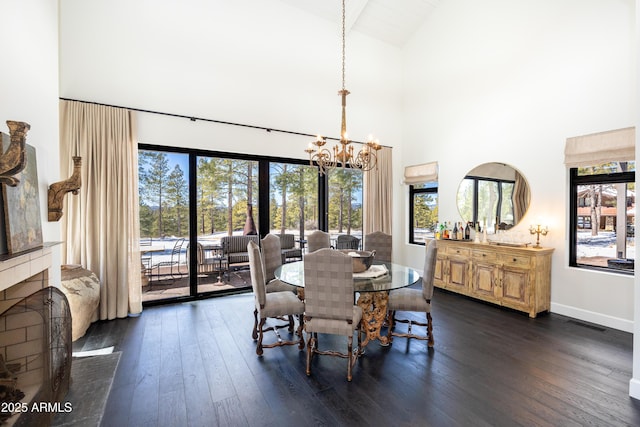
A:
1;140;43;254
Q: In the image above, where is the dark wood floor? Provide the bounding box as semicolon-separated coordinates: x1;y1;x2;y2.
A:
73;286;640;427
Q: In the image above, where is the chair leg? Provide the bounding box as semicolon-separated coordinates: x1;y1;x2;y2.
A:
306;333;316;376
252;308;259;340
347;336;353;382
296;315;305;349
256;318;266;356
288;315;294;333
427;312;434;347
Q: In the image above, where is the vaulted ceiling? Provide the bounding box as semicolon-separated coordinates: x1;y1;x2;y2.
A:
277;0;442;48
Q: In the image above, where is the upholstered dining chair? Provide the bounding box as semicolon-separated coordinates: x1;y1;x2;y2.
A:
387;238;437;347
261;234;297;294
335;234;360;250
306;230;331;253
303;248;362;381
364;231;392;263
248;241;305;356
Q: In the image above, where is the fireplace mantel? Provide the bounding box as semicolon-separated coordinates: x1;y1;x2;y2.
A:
0;242;60;292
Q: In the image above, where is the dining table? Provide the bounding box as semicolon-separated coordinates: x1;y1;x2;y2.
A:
274;260;420;347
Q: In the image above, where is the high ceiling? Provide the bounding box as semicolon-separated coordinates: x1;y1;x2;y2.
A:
277;0;442;48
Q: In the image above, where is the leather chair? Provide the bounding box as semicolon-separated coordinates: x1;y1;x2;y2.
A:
303;248;362;381
387;238;437;347
248;241;305;356
364;231;392;263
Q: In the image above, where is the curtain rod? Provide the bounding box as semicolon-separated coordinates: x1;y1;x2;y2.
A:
59;97;390;148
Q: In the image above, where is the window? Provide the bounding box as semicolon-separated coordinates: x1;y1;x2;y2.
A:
569;162;635;273
409;181;438;245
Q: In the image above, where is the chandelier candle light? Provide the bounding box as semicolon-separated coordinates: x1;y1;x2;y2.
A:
305;0;382;175
529;224;549;249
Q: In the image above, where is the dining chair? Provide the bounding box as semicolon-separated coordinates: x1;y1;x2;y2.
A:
364;231;392;263
248;240;305;356
306;230;331;253
261;234;297;294
335;234;360;250
387;238;437;347
303;248;362;381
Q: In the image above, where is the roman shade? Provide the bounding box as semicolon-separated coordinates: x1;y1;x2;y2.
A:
403;161;438;185
564;127;635;167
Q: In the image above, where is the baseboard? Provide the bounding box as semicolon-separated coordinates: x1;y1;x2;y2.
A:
629;378;640;400
550;302;633;333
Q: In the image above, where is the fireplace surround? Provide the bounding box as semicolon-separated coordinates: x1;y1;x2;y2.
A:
0;244;71;426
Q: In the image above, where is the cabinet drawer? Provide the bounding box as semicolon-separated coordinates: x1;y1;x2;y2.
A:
472;250;497;262
445;246;471;257
498;253;531;268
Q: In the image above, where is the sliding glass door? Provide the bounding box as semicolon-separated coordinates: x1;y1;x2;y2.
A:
138;144;349;304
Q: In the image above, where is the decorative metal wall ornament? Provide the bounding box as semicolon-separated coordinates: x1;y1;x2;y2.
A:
304;0;382;175
48;156;82;222
0;121;30;186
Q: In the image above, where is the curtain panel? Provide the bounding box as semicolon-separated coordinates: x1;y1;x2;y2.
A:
363;147;392;234
59;100;142;319
564;127;635;167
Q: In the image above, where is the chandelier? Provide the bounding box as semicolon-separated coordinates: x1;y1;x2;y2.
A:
305;0;382;175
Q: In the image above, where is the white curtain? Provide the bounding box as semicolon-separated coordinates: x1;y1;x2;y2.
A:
363;146;393;234
564;127;635;167
59;100;142;319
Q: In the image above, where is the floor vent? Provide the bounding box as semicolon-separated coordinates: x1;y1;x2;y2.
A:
567;319;606;332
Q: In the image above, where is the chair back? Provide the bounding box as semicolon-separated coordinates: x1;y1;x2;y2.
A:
261;234;282;281
171;238;186;262
335;234;360;250
307;230;331;253
304;248;354;322
248;241;266;307
364;231;392;263
422;239;438;301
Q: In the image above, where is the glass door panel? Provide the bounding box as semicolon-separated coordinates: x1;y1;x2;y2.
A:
327;168;363;248
196;156;258;293
269;163;319;254
138;150;190;302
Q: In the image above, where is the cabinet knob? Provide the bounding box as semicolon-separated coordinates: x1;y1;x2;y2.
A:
513;258;517;262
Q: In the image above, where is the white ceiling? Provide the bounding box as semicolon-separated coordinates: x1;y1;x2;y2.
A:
277;0;442;48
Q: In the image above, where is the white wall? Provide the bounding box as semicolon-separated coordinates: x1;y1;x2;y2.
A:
0;0;61;285
58;0;403;161
401;0;636;331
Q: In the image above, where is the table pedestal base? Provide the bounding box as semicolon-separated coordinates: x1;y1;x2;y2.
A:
357;291;389;347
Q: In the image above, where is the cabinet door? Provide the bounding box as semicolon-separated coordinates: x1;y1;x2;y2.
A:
471;262;499;303
499;266;530;311
447;257;469;293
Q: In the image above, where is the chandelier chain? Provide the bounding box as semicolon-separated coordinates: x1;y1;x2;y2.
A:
304;0;382;175
341;0;346;91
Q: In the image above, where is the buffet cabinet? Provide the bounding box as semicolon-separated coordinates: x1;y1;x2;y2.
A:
433;239;554;318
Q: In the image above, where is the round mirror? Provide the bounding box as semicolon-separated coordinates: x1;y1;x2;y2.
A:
456;162;530;231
